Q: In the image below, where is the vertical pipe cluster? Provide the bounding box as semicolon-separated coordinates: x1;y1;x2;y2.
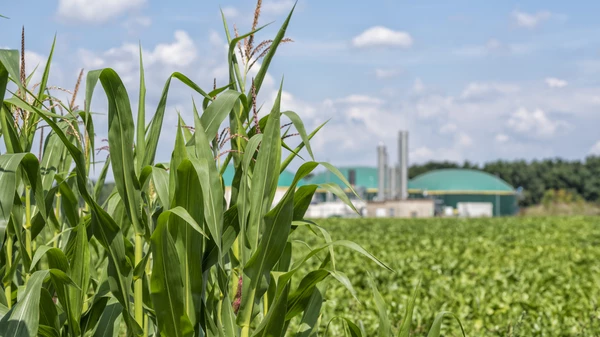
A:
398;130;409;200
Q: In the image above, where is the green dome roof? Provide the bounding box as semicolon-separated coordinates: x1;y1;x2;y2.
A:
306;167;378;191
221;166;303;187
408;169;515;194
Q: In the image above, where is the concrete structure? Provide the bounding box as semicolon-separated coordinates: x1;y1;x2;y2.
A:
305;200;367;218
457;202;493;218
409;169;518;216
365;199;434;218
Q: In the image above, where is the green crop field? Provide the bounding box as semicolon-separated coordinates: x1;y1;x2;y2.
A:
296;217;600;336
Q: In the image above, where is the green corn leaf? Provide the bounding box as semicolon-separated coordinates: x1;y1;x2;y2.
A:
34;36;55;109
426;311;466;337
143;72;210;168
246;83;283;255
294;288;322;337
250;4;296;106
343;319;364;337
0;49;22;94
40;123;70;193
0;104;23;154
252;283;290;337
168;119;188;207
79;109;96;172
237;133;263;250
369;275;391;337
94;155;111;201
172;158;205;325
80;297;109;335
150;212;194;337
38;289;60;337
92;300;124;337
23;100;141;335
398;280;420;337
280;121;327;173
293;185;317;221
136;43;146;176
282;110;314;160
68;223;91;331
285;269;328;320
0;153;47;252
203;83;232;110
29;245;69;273
191;109;223;252
0;270;49;337
318;182;359;214
86;68;143;234
47;268;82;336
55;175;80;228
238;185;295;329
151;166;170;209
200;89;242;140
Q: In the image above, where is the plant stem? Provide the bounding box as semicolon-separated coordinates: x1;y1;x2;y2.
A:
24;185;32;282
134;234;144;328
54;193;61;248
5;235;12;308
241;326;250;337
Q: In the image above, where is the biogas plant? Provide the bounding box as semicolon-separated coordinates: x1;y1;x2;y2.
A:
221;130;519;219
299;131;518;218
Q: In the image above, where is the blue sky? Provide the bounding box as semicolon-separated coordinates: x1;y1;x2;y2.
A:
3;0;600;171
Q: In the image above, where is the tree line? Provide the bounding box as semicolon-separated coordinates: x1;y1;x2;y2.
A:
408;157;600;207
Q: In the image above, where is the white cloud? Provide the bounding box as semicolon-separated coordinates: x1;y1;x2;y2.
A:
221;6;239;18
495;134;509;143
122;16;152;32
439;123;457;134
457;133;473;147
412;78;425;93
374;68;402;79
410;147;435;162
335;95;384;105
262;0;295;15
149;30;197;66
507;107;566;138
352;26;413;49
460;82;520;100
590;141;600;155
453;38;530;57
57;0;146;23
512;10;551;28
545;77;568;88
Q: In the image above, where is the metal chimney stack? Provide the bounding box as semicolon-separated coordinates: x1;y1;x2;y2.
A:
388;166;397;200
377;143;388;201
398;131;409;199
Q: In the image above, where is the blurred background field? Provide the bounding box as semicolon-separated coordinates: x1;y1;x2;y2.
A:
295;217;600;336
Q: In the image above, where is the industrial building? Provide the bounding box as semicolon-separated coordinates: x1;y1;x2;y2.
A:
303;130;518;218
409;169;518;217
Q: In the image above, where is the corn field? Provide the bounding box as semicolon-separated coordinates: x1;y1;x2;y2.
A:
0;4;462;337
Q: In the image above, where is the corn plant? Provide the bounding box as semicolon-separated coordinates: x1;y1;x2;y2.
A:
0;3;464;337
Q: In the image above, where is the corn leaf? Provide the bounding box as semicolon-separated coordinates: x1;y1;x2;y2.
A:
150;213;194;337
